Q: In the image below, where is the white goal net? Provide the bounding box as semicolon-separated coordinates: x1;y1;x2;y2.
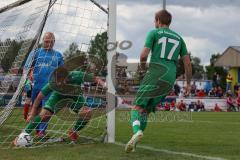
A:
0;0;113;148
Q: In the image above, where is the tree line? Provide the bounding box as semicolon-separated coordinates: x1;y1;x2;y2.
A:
0;39;24;73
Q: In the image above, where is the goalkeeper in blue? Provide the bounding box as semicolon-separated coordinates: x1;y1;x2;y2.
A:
125;10;192;153
24;32;64;137
14;66;106;144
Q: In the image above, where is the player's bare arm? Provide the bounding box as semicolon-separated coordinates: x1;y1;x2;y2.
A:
182;54;192;93
140;47;150;70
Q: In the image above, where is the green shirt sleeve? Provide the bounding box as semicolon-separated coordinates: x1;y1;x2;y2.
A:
41;83;52;96
179;37;188;57
144;30;155;49
70;71;94;82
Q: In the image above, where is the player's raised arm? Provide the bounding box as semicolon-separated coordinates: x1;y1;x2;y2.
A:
182;54;192;93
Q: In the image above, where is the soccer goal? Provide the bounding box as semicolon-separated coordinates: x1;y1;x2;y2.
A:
0;0;116;148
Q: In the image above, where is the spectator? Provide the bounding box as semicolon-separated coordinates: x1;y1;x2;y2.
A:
156;103;164;111
226;73;233;92
212;72;217;88
164;102;171;111
188;102;195;112
182;87;189;97
198;82;204;91
177;100;186;111
196;100;205;112
226;93;236;111
214;103;221;112
234;84;240;96
216;86;223;98
174;83;180;96
237;86;240;97
170;101;175;111
196;89;205;97
179;90;184;98
208;88;216;97
178;87;187;98
190;81;197;96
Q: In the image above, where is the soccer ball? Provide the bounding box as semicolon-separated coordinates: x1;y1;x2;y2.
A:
15;132;33;147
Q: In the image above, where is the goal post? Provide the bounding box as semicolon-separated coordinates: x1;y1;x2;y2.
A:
106;0;116;143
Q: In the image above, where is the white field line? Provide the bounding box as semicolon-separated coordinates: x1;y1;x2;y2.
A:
114;142;227;160
181;120;240;125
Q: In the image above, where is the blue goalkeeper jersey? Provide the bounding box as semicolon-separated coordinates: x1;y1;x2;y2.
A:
24;48;64;90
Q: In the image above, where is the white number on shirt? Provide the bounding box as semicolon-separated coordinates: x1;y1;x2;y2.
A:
158;37;179;60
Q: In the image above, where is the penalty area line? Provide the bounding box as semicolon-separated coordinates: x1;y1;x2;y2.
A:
114;142;226;160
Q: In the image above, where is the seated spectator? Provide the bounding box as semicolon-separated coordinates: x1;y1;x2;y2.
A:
214;103;221;112
216;86;223;98
196;89;205;97
208;88;216;97
179;87;188;97
213;87;219;95
188;102;196;112
177;100;186;111
196;100;205;112
183;87;189;97
197;82;204;91
179;91;184;98
164;102;171;111
174;83;180;96
170;101;175;111
190;82;197;96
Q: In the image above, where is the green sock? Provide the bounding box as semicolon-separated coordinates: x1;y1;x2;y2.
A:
140;112;148;131
130;110;141;134
73;119;88;132
25;115;41;134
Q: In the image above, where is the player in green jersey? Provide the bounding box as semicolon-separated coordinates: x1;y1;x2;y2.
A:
14;66;106;144
125;10;192;153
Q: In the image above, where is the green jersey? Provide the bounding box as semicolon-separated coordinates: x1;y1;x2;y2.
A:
134;28;188;113
145;27;188;64
41;70;94;96
40;71;94;113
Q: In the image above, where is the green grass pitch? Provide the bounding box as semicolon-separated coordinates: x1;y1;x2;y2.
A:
0;110;240;160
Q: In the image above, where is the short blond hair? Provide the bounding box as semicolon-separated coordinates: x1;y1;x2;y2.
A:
43;32;55;41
